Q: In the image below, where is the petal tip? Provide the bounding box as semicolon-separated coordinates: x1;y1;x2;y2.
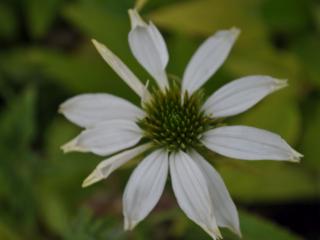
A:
290;149;303;162
60;139;76;153
91;39;108;57
58;104;65;114
128;8;145;28
91;38;103;51
230;27;241;38
61;138;87;154
91;38;99;47
124;217;139;231
212;228;223;240
202;225;222;240
273;78;288;90
82;170;103;188
233;227;242;238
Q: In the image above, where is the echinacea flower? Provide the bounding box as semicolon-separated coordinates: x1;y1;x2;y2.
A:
59;9;302;239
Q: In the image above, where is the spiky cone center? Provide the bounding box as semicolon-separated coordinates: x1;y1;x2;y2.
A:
139;86;212;152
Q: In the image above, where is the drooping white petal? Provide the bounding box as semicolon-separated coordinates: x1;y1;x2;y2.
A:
182;28;240;95
92;39;147;98
128;9;169;89
123;149;168;230
203;76;288;118
203;126;303;161
82;143;151;187
59;93;144;128
190;150;241;236
64;120;142;156
170;151;221;239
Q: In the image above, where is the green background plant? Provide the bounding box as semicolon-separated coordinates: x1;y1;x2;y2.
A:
0;0;319;239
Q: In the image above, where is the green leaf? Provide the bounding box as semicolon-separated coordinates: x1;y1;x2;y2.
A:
215;160;316;203
223;211;302;240
0;221;21;240
0;47;139;102
293;35;320;88
62;0;130;55
63;209;128;240
37;191;70;235
301;100;320;170
25;0;64;38
0;86;36;149
149;0;268;48
38;117;99;235
0;3;17;40
176;210;302;239
261;0;312;34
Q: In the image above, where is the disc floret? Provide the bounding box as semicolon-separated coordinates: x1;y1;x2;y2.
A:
139;86;211;152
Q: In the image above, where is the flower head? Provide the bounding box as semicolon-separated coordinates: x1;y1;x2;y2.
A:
59;9;302;239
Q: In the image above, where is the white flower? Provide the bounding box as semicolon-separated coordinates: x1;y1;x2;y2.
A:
59;9;302;239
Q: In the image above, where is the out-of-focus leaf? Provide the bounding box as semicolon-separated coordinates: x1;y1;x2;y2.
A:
63;209;127;240
0;222;21;240
25;0;63;38
43;117;100;198
223;211;302;240
0;47;139;102
178;210;302;239
38;190;69;235
261;0;312;34
38;117;99;235
135;0;148;10
215;159;316;203
293;35;320;88
0;87;40;239
62;0;129;56
166;33;199;77
0;86;36;149
314;3;320;30
149;0;268;48
301;100;320;170
0;48;44;83
0;3;17;40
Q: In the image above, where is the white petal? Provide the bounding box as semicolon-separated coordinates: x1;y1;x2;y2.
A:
190;150;241;236
123;149;168;230
203;126;303;161
82;143;151;187
128;8;146;28
203;76;288;118
170;151;221;239
182;28;240;95
141;80;152;106
128;9;169;89
61;137;88;153
92;39;147;98
65;120;142;156
59;93;144;128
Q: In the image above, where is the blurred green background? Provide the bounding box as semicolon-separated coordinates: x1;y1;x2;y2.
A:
0;0;319;239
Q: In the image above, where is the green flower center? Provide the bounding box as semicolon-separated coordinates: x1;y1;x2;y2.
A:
139;85;212;152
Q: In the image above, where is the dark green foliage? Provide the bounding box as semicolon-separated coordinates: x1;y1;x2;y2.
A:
0;0;318;239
